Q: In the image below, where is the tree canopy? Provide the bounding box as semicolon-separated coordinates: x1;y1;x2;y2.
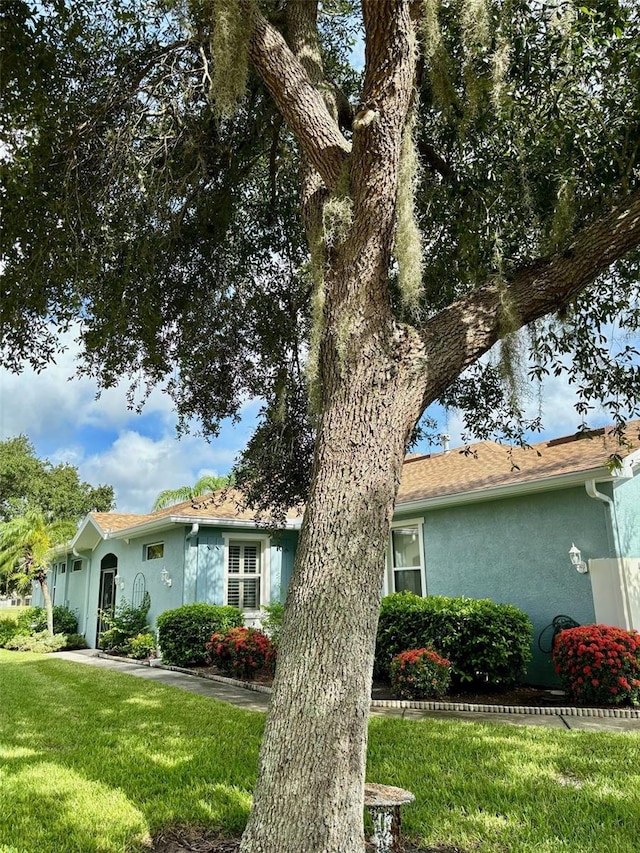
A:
2;0;637;517
0;435;115;522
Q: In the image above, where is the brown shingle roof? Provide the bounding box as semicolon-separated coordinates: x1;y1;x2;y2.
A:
89;512;155;532
88;423;640;535
397;421;640;505
89;488;301;534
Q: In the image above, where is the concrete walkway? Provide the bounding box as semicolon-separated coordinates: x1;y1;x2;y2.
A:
53;650;640;733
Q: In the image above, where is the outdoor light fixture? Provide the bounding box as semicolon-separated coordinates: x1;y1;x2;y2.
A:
160;568;173;587
569;543;588;574
114;572;125;590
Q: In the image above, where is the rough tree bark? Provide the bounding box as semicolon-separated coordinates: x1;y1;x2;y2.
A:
237;3;640;852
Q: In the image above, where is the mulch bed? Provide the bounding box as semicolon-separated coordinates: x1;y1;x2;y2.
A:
190;665;632;709
151;826;466;853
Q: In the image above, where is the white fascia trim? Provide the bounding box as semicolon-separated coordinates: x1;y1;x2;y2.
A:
395;466;622;514
104;514;303;541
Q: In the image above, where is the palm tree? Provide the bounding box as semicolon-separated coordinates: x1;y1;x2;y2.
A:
152;474;234;512
0;509;76;635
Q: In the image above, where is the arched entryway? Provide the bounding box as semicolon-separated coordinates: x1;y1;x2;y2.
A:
97;553;118;645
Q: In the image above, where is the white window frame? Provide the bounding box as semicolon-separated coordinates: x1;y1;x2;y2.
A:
72;559;83;572
385;518;426;598
223;533;270;614
145;542;165;561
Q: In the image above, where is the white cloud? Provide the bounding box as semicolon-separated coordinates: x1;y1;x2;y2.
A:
0;329;174;443
0;328;256;514
79;430;243;514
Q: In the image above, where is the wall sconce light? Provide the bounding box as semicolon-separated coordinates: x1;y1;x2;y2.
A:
114;573;125;590
160;568;173;587
569;543;588;574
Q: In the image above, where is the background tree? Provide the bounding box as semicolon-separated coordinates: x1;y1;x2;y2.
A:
152;473;234;510
1;2;639;851
0;509;76;634
0;436;115;523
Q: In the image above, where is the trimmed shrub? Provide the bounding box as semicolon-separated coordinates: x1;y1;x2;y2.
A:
156;603;244;666
553;624;640;707
62;633;89;650
390;647;452;700
16;605;78;635
98;593;151;652
261;601;284;648
375;592;533;687
4;630;67;653
124;632;157;660
0;615;21;647
206;626;276;679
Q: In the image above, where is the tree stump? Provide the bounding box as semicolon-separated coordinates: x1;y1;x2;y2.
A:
364;783;415;853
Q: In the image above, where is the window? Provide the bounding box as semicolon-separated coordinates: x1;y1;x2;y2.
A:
145;542;164;560
59;562;66;574
389;522;425;596
226;541;262;610
72;559;83;572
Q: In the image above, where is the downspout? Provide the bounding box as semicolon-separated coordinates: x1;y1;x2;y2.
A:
77;549;93;640
585;479;632;628
184;523;200;605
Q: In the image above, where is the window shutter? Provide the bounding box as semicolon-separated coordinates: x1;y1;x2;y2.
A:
244;545;258;573
228;544;241;574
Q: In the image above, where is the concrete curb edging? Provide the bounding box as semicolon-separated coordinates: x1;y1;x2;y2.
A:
95;653;640;719
370;697;640;719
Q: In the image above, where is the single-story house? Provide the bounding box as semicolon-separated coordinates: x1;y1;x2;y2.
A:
39;421;640;685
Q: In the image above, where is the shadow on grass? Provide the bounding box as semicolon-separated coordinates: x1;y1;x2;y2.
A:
2;654;639;853
367;715;640;852
0;655;262;853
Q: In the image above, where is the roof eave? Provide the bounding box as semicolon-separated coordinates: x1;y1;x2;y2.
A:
395;465;625;513
105;513;303;540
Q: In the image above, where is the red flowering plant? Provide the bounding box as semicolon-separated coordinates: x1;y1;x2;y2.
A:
552;625;640;707
205;627;276;680
389;647;452;700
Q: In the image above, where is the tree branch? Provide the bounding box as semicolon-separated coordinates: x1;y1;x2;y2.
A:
246;4;351;191
421;187;640;400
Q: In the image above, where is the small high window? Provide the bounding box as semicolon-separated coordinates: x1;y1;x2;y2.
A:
72;559;83;572
145;542;164;560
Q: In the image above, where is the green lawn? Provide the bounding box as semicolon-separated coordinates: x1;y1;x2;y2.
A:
0;650;638;853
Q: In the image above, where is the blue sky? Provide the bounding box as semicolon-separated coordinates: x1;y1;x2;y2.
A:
0;323;619;515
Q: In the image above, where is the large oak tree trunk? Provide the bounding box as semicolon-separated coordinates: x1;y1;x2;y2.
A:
240;257;426;853
240;388;425;852
240;5;423;850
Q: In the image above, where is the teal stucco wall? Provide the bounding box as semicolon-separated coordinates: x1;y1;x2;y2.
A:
40;523;294;648
614;472;640;557
411;485;612;685
51;555;87;620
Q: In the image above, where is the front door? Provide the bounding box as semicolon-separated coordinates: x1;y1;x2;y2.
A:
97;554;118;644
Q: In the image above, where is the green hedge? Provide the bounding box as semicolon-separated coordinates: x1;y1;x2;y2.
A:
156;603;244;666
16;605;78;635
0;615;21;647
375;592;533;687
